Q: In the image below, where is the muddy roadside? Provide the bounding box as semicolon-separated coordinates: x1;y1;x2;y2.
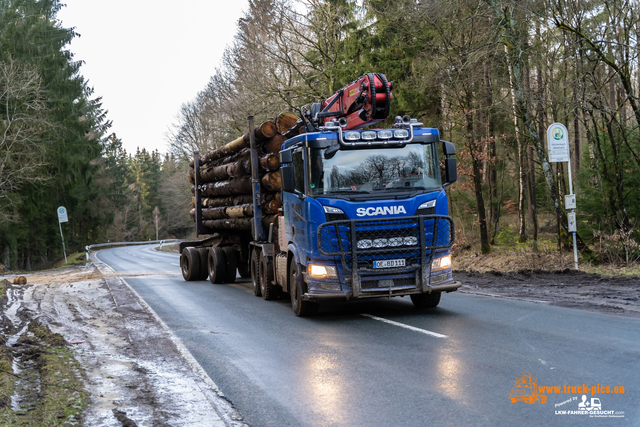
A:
456;268;640;318
0;254;245;427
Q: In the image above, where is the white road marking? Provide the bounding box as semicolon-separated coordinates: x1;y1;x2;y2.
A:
153;259;159;262
361;314;448;338
171;263;179;266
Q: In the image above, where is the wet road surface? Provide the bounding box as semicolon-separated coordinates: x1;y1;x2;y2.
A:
97;245;640;426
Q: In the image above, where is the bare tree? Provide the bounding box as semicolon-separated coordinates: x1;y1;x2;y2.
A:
0;59;51;224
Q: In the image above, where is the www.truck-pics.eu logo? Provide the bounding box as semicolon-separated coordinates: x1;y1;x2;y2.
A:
509;372;626;418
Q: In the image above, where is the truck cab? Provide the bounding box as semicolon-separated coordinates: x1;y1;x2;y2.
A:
278;117;460;313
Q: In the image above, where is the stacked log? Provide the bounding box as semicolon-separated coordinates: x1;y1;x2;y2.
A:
189;114;294;234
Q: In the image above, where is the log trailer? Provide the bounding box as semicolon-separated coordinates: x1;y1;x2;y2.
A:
180;73;461;316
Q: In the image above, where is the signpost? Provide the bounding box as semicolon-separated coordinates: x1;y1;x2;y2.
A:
57;206;68;264
547;123;578;270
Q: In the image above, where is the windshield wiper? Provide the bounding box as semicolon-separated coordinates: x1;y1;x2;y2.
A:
378;186;426;191
325;190;371;194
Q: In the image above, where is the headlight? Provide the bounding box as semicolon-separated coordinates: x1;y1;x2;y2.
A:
323;206;345;215
388;237;403;247
377;130;393;139
361;131;376;140
373;238;388;248
418;200;436;210
357;239;372;249
344;131;360;141
308;264;338;279
432;255;452;271
404;236;418;246
393;129;409;139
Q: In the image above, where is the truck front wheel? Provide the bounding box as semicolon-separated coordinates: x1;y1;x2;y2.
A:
180;247;201;281
410;292;441;309
289;262;318;317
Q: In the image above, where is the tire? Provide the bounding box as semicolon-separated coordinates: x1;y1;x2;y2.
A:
196;248;209;280
410;292;441;308
289;261;318;317
222;247;237;283
180;247;201;281
237;261;251;278
208;247;227;284
250;249;261;297
259;251;279;300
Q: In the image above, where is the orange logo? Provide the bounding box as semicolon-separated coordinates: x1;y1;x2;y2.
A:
509;371;547;404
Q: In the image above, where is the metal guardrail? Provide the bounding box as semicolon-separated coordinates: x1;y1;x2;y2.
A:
86;239;182;258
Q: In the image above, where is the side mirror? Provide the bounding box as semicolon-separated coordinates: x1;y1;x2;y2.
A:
442;140;456;156
445;158;457;184
281;164;295;193
280;149;293;163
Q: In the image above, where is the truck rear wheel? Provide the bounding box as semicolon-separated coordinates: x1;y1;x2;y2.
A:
180;247;201;281
208;247;227;284
196;248;209;281
222;247;237;283
250;249;261;296
289;261;318;317
259;252;278;300
410;292;441;308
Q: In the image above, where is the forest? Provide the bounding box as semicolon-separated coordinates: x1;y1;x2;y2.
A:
1;0;639;270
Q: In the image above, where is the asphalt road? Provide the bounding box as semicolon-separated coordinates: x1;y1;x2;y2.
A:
97;245;640;426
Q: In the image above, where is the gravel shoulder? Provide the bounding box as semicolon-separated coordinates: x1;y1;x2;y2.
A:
1;254;245;427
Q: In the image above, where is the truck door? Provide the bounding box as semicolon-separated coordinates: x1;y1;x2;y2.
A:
284;147;307;251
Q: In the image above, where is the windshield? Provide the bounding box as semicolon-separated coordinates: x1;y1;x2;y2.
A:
309;143;441;197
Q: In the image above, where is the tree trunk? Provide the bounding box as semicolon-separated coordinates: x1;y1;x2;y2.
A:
200;194;253;208
262;134;287;154
200;177;252;197
276;113;300;135
195;121;278;166
465;91;490;254
261;170;281;192
528;145;538;250
484;64;500;243
202;204;254;220
203;218;252;230
259;153;280;171
504;44;527;242
263;200;282;214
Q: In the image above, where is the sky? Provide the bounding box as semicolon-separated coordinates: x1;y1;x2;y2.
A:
57;0;249;155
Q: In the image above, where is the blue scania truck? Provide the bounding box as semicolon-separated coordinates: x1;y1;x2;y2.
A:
180;74;460;316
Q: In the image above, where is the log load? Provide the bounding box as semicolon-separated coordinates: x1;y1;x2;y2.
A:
189;117;291;235
189;121;277;168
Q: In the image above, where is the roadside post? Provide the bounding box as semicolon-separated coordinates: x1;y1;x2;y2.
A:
57;206;68;264
547;123;579;270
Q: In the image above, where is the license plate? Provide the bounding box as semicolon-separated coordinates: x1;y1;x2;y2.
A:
373;259;405;268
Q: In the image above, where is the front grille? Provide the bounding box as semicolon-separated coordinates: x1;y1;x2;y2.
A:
317;215;454;273
326;212;349;222
415;207;435;215
361;277;416;290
